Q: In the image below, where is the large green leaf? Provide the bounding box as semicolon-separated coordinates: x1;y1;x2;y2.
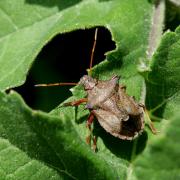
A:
0;0;154;92
0;91;118;179
0;0;179;179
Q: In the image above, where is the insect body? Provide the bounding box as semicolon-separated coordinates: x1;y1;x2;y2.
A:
78;75;144;140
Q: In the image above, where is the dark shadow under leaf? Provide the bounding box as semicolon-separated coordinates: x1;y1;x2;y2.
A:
25;0;82;11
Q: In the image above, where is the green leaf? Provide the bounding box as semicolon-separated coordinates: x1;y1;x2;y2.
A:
0;91;119;179
0;0;154;92
146;26;180;117
0;0;179;179
133;25;180;180
0;138;62;180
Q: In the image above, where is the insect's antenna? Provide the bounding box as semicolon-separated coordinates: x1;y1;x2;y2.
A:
88;28;98;76
35;82;77;87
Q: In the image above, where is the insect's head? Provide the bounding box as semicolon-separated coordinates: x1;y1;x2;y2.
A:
78;75;97;90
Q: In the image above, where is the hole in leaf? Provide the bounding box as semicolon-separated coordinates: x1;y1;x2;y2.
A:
14;27;116;112
164;0;180;31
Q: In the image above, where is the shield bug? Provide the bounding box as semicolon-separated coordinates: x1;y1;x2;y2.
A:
35;28;157;150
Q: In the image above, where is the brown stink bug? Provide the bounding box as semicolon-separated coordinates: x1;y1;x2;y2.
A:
35;28;157;150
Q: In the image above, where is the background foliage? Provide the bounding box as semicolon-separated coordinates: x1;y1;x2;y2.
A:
0;0;179;179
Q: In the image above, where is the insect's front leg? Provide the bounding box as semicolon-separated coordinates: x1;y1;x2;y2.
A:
86;112;94;130
139;103;158;134
63;98;88;106
86;112;97;152
86;112;94;145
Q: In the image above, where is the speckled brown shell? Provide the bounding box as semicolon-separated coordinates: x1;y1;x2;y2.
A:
80;75;145;140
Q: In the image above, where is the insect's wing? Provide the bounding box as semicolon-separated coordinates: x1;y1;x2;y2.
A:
93;108;144;140
117;87;142;116
88;76;119;107
99;95;129;121
93;109;123;137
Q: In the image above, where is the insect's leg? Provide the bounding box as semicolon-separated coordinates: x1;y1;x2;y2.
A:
86;112;94;144
92;136;97;152
86;112;98;152
86;112;94;130
63;98;88;106
139;103;158;134
86;113;94;142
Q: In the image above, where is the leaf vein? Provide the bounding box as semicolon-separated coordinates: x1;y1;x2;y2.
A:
0;7;18;30
6;159;35;177
0;146;12;154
